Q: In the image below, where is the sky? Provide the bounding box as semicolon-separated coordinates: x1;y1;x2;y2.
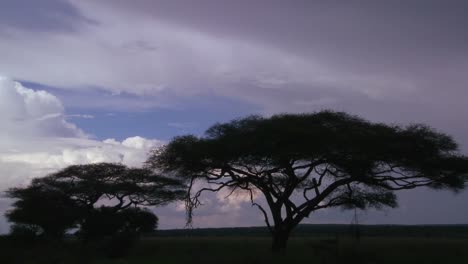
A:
0;0;467;232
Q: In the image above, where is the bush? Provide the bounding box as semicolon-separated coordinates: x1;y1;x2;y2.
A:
79;207;158;241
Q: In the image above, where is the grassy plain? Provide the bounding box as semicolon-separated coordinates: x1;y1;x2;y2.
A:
1;236;468;264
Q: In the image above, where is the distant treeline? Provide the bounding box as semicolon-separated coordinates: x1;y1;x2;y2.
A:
154;224;468;238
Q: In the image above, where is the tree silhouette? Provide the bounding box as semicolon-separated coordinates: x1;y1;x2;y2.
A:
6;163;186;240
78;206;158;242
40;163;186;211
6;184;82;239
146;111;468;252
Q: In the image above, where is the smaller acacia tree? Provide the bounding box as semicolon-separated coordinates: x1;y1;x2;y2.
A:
6;162;186;240
6;184;82;239
146;111;468;252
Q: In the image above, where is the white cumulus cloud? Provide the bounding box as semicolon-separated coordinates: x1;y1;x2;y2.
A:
0;76;86;139
0;77;162;188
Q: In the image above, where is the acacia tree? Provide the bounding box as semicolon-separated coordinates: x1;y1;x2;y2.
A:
146;111;468;252
40;163;186;211
6;184;82;239
6;163;186;239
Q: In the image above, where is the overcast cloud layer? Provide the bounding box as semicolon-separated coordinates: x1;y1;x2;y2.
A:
1;1;467;139
0;0;467;231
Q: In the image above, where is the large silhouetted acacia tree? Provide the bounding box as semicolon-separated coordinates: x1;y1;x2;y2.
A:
146;111;468;252
6;163;186;239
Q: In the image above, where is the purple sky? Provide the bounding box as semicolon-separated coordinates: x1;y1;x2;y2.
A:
0;0;467;232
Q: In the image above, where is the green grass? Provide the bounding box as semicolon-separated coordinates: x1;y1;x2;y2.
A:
1;236;468;264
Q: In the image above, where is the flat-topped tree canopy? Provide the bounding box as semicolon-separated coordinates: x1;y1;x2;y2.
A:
146;111;468;251
35;163;187;210
6;162;187;239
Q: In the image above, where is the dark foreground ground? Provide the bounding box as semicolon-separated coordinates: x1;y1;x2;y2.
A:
1;225;468;263
1;236;468;264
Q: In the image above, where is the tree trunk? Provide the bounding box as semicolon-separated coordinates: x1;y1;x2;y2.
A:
271;228;290;253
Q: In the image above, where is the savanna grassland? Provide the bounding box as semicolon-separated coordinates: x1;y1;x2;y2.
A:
1;227;468;264
119;237;468;264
